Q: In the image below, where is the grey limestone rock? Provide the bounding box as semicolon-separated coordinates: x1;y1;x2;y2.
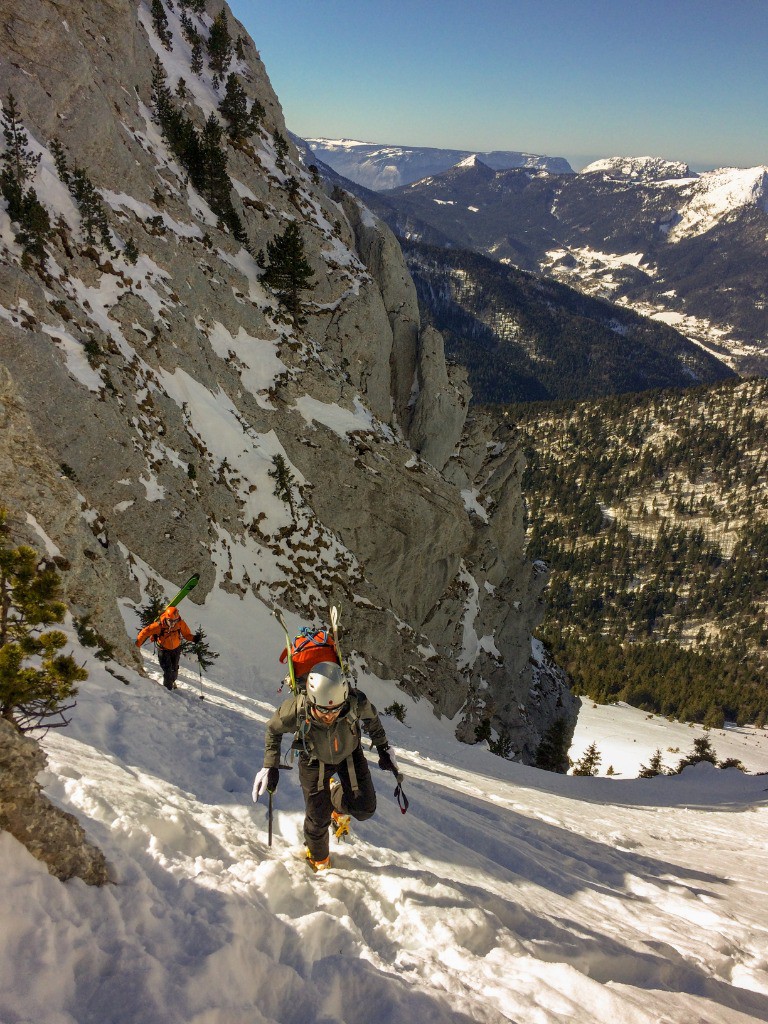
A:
0;0;576;766
0;719;110;885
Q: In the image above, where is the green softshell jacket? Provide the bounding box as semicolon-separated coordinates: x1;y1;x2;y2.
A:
263;688;388;768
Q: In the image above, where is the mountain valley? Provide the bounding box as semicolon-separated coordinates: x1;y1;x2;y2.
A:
312;149;768;378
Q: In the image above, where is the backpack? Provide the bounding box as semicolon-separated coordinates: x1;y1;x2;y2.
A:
279;626;339;683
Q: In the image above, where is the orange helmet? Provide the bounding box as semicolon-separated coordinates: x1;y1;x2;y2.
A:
161;606;181;623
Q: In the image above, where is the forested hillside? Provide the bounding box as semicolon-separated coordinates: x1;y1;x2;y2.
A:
403;241;733;403
505;378;768;726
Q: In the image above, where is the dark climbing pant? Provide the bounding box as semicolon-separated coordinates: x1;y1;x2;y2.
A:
158;646;181;689
300;745;377;861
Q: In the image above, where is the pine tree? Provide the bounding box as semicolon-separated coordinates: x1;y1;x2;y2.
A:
199;112;230;205
15;189;51;265
0;509;87;732
268;453;297;520
151;0;173;49
218;73;250;142
137;588;165;628
69;166;114;250
207;8;232;79
124;236;139;265
179;7;195;42
0;94;50;264
572;741;602;776
1;92;39;202
248;98;265;135
151;56;174;125
534;717;571;773
638;748;667;778
272;130;289;172
263;222;314;328
50;138;71;186
676;735;718;772
182;626;219;671
191;38;204;76
703;704;725;730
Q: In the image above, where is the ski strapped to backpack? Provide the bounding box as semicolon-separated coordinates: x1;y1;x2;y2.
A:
164;573;200;613
277;623;340;695
330;604;347;675
280;626;339;680
273;607;298;693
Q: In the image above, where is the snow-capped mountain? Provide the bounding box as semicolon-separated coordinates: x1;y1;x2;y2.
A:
374;157;768;375
304;137;574;191
580;155;693;180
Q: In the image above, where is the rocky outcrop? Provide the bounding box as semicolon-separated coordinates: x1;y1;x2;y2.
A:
0;0;576;763
0;719;109;885
0;365;140;669
409;327;471;471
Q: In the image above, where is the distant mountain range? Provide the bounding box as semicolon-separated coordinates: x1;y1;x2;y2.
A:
300;136;768;383
303;138;573;190
371;156;768;377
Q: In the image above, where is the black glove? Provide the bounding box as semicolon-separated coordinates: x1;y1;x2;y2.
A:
193;630;203;643
252;766;280;801
377;745;398;774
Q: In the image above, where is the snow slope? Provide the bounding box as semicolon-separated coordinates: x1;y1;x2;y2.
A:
2;629;768;1024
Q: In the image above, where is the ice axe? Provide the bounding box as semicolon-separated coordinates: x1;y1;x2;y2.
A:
267;765;293;847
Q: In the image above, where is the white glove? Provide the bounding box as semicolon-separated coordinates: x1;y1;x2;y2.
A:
252;766;278;802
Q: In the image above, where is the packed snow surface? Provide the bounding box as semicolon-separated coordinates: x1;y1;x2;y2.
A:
3;614;768;1024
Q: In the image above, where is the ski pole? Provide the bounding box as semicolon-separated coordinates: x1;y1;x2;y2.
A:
392;768;409;814
198;657;204;700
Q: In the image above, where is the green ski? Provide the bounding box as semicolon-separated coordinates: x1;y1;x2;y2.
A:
164;573;200;612
274;607;298;694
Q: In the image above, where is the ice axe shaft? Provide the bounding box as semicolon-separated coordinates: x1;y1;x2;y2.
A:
266;765;292;847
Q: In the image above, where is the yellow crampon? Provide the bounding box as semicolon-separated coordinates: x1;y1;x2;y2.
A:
305;849;331;872
332;810;351;841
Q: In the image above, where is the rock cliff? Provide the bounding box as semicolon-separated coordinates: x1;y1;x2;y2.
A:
0;719;109;884
0;0;577;766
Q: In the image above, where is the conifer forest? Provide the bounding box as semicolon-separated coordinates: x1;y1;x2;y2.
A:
504;377;768;726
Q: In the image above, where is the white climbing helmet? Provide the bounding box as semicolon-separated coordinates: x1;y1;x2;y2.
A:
306;661;348;711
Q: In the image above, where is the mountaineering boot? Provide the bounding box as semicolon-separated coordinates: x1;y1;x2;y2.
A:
305;849;331;872
329;776;351;840
331;809;351;841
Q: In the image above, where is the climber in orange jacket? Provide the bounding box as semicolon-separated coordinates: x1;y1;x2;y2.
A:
136;606;195;690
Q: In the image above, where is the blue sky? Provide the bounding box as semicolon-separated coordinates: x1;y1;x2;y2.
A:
227;0;767;171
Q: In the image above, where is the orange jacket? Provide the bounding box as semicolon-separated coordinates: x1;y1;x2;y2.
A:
136;608;194;651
